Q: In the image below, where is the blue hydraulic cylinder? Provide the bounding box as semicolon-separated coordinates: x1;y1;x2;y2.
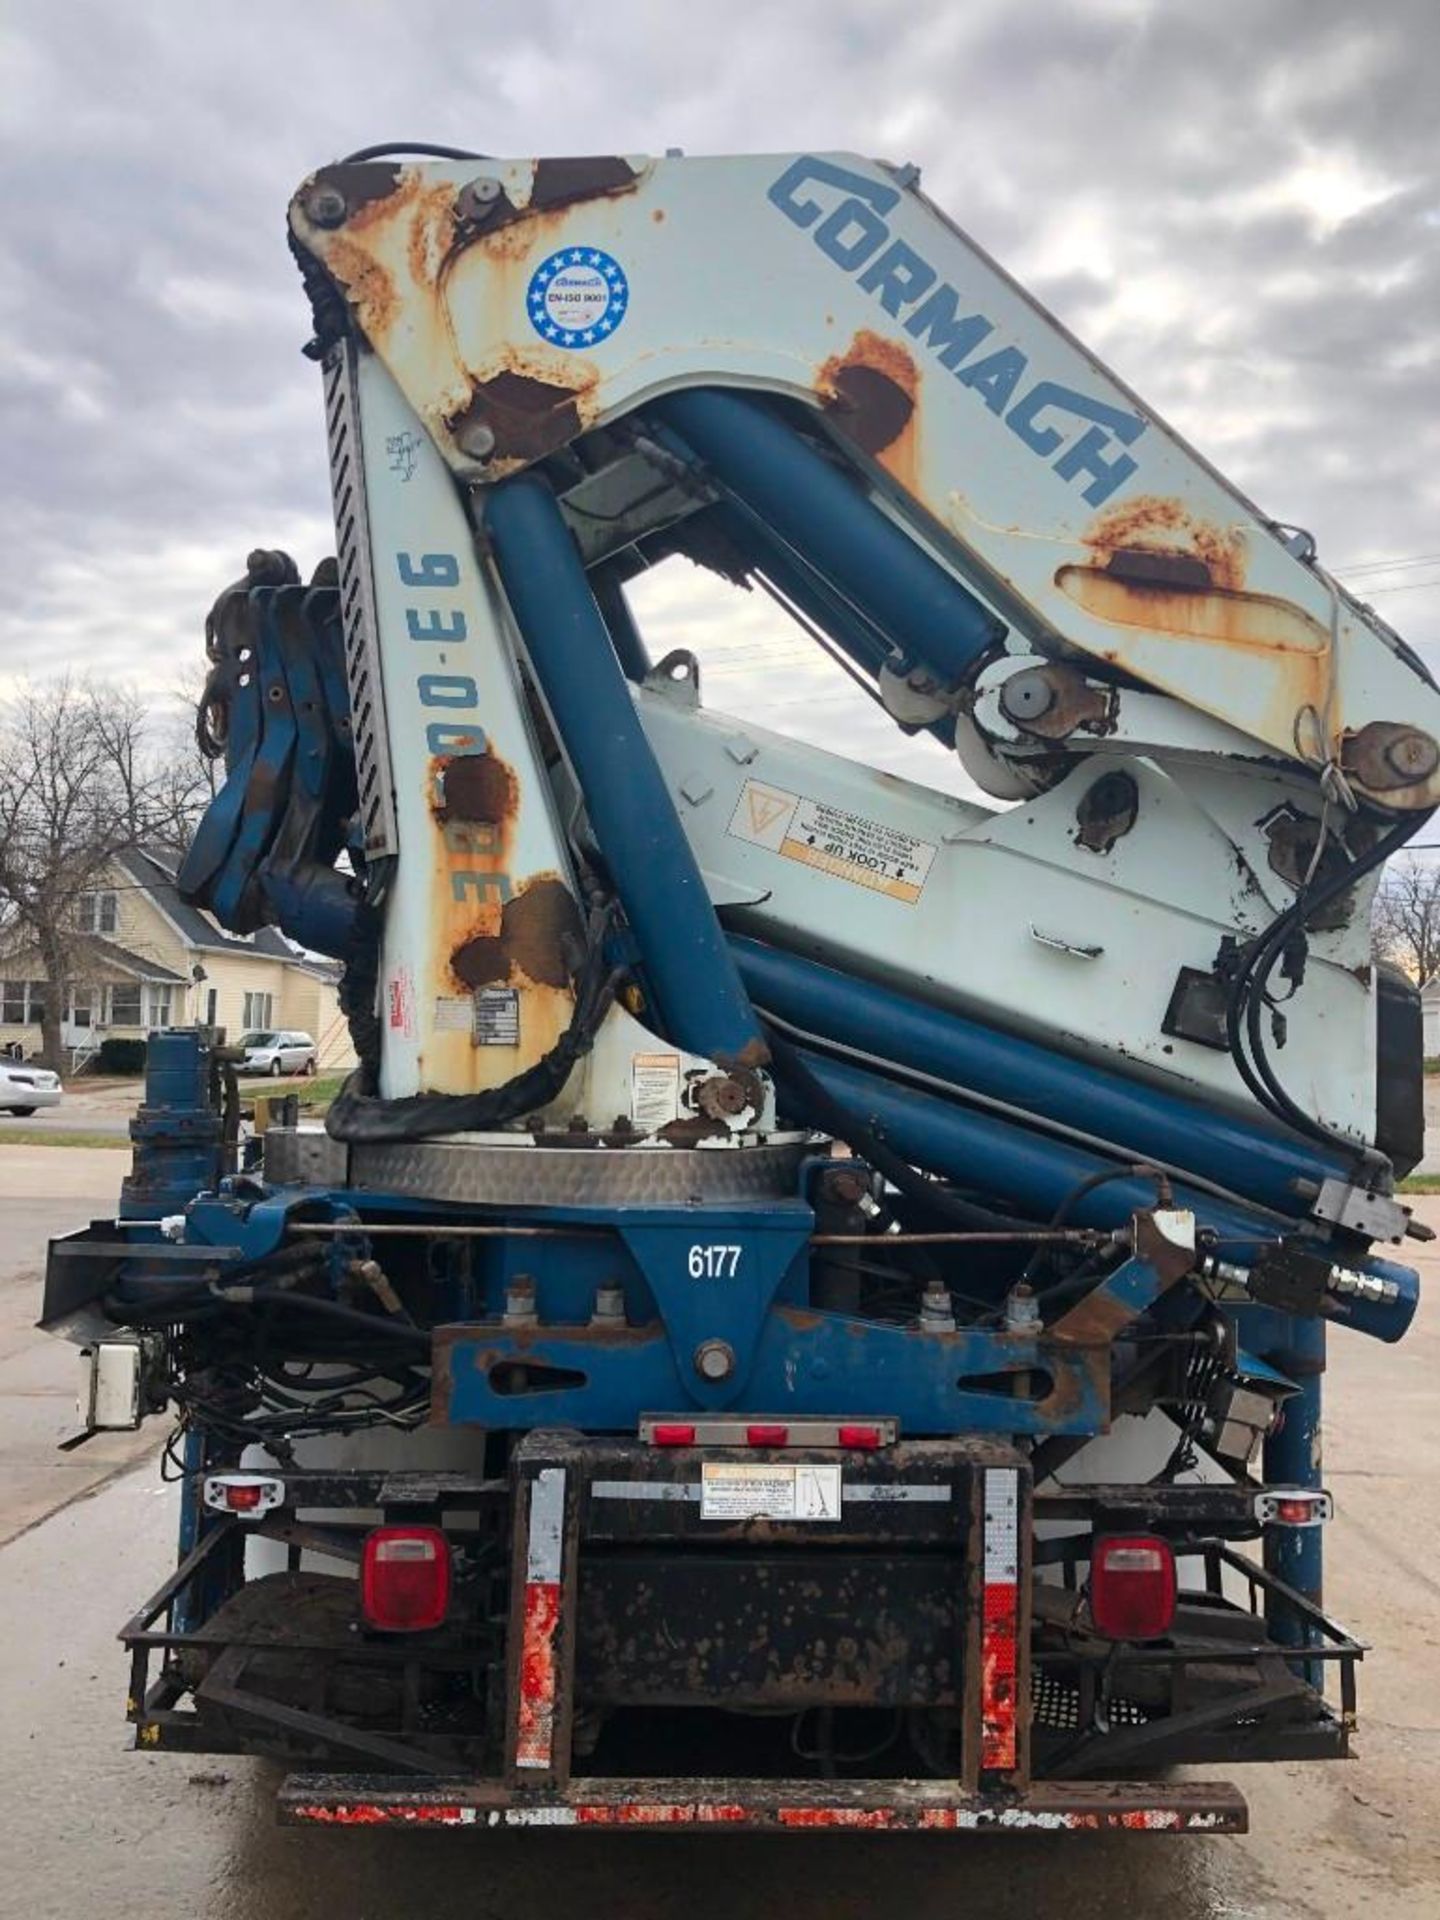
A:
484;473;766;1066
792;1046;1418;1342
731;936;1358;1221
120;1029;225;1221
657;389;1006;684
1262;1315;1325;1683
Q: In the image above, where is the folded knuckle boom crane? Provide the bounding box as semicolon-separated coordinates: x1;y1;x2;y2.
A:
45;147;1437;1834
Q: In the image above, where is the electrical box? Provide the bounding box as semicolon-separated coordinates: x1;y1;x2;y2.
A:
77;1341;144;1432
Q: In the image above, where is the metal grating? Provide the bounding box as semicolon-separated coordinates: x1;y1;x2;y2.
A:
322;340;397;859
1031;1670;1149;1732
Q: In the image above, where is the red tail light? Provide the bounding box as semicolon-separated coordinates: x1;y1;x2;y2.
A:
838;1425;882;1450
746;1424;788;1447
651;1423;696;1447
1089;1535;1176;1641
361;1526;451;1632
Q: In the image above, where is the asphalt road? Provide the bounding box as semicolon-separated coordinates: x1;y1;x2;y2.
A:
2;1151;1438;1920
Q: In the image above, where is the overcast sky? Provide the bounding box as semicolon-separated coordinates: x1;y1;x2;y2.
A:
2;0;1437;798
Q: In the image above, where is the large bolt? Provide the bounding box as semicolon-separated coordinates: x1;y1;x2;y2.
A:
1383;729;1440;782
694;1338;736;1382
457;176;505;224
999;667;1057;724
503;1277;537;1325
305;185;348;229
456;421;496;461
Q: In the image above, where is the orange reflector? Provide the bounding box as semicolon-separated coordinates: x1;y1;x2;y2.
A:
838;1425;882;1450
361;1526;451;1633
651;1423;696;1447
1089;1534;1176;1642
746;1424;788;1447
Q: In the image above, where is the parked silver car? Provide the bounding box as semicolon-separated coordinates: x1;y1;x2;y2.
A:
0;1059;63;1115
237;1031;317;1077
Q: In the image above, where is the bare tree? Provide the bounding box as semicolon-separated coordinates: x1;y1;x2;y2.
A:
1372;856;1440;984
0;679;211;1069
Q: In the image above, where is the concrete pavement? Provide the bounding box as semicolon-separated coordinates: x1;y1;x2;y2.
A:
0;1149;1437;1918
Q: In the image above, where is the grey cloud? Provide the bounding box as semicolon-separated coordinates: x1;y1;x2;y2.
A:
0;0;1436;739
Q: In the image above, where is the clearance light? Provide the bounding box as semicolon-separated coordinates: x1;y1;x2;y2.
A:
361;1527;452;1633
201;1473;285;1518
640;1417;898;1448
1089;1535;1177;1642
1255;1488;1333;1529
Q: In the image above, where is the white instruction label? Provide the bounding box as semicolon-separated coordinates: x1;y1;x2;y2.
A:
700;1462;842;1522
433;996;473;1032
727;780;936;905
631;1052;681;1132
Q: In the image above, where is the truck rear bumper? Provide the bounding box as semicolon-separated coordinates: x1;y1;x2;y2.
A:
278;1773;1247;1833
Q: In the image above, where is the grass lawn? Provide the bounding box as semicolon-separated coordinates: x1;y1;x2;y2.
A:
239;1070;347;1112
0;1129;129;1149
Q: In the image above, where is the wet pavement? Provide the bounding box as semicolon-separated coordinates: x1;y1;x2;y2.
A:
2;1164;1438;1919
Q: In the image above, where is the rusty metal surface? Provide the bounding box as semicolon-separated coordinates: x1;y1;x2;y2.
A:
275;1772;1248;1832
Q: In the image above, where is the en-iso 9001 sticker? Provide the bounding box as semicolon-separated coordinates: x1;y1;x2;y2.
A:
700;1462;842;1522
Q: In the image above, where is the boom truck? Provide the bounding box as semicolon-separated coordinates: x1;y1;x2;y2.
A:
43;146;1439;1835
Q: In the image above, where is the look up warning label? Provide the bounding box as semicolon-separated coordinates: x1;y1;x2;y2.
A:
726;780;937;906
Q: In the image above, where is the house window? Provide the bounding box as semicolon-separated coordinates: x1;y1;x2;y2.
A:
77;891;119;935
109;982;144;1026
3;981;46;1025
242;991;274;1029
145;985;174;1028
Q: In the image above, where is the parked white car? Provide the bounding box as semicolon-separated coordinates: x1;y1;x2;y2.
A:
0;1060;63;1115
237;1031;318;1078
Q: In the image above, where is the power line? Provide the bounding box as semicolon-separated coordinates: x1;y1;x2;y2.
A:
1336;551;1440;576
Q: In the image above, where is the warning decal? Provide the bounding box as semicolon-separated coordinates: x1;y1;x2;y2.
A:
700;1462;842;1522
631;1052;681;1132
727;780;937;905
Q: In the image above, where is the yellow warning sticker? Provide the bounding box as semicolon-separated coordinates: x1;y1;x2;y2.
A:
726;780;937;906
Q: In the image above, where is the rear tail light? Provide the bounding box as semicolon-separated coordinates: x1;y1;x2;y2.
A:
201;1473;285;1518
361;1526;451;1632
1255;1488;1333;1528
837;1425;882;1450
746;1424;788;1447
1089;1534;1177;1641
651;1423;697;1447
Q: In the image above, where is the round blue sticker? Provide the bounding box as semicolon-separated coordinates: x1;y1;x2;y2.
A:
527;247;629;349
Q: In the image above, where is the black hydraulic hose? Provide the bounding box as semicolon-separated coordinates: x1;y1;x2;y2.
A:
244;1290;433;1350
340;142;488;163
1021;1163;1169;1284
1226;808;1427;1158
766;1030;1037;1235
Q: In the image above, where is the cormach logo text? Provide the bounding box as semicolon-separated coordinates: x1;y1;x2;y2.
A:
768;155;1147;507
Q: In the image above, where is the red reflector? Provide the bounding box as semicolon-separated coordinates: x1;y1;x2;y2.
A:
746;1424;788;1447
224;1483;265;1511
361;1527;451;1633
1275;1497;1315;1525
838;1425;882;1450
1090;1534;1176;1641
651;1423;696;1447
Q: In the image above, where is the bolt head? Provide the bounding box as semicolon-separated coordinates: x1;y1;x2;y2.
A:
456;421;496;460
694;1339;735;1382
1384;730;1439;781
305;185;348;229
